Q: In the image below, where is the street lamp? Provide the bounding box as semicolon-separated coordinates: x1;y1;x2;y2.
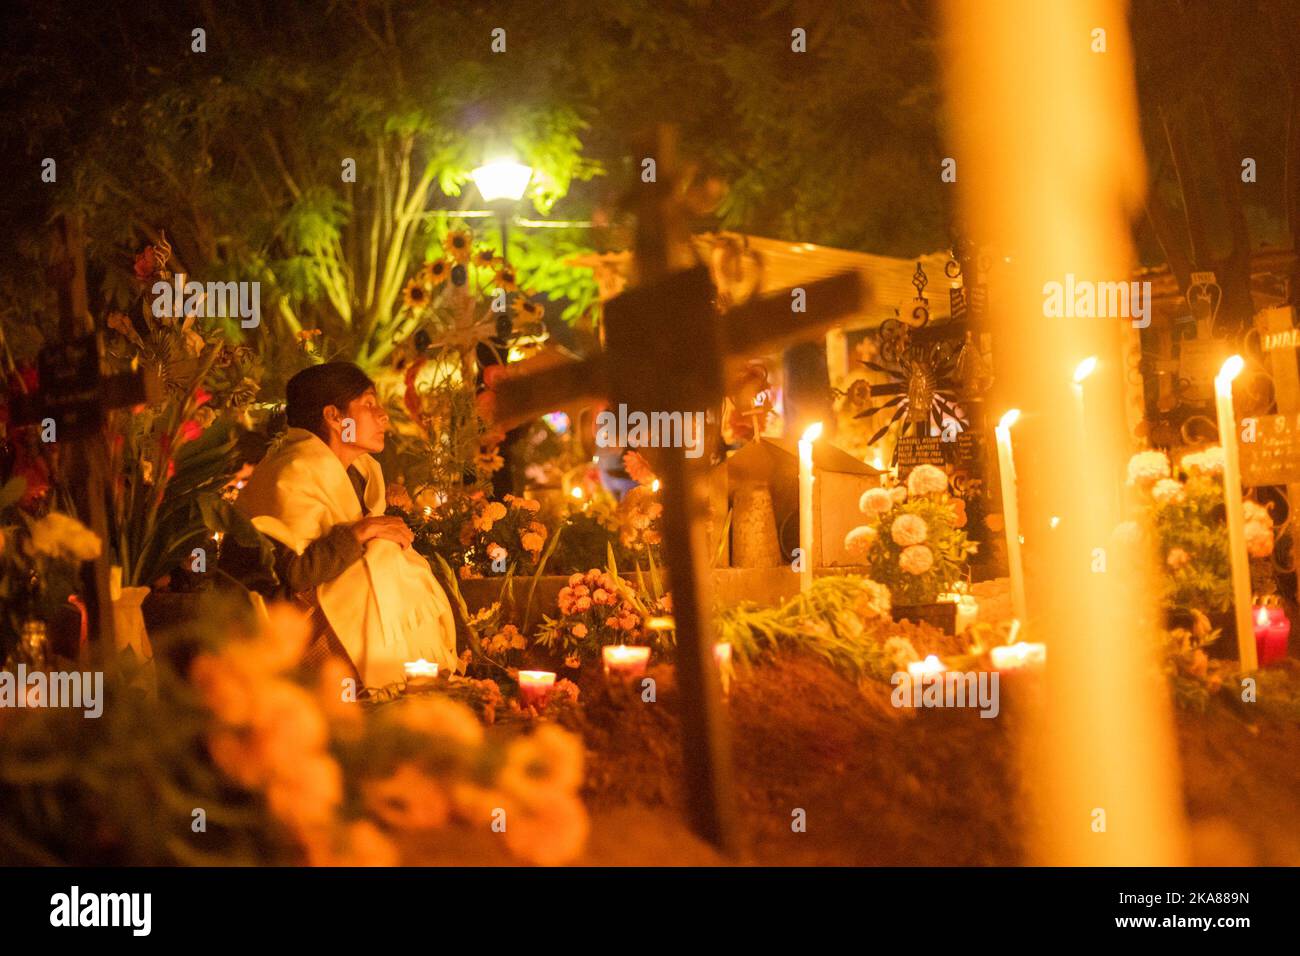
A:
471;159;533;261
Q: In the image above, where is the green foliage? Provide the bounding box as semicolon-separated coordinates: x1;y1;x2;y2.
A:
1149;475;1232;614
716;575;903;682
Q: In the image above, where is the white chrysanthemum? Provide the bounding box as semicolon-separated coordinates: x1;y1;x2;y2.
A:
890;513;929;547
843;525;877;559
906;463;949;498
898;544;934;575
859;487;894;516
1150;478;1185;506
1126;450;1171;489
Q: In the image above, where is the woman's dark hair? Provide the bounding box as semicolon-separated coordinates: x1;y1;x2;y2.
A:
285;362;376;441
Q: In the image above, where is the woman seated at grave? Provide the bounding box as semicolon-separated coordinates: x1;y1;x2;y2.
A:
222;362;459;688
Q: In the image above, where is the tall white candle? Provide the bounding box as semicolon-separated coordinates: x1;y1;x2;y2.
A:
994;409;1028;626
1214;355;1259;671
798;421;823;592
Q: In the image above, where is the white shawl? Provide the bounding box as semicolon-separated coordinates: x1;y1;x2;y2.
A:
235;428;458;687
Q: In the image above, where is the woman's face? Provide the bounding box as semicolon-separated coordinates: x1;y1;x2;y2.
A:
328;388;389;452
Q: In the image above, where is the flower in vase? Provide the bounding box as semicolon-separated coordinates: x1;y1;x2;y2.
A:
1166;547;1190;570
890;486;908;505
890;513;929;547
898;544;934;575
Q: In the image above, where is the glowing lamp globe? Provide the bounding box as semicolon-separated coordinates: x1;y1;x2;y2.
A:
471;160;533;203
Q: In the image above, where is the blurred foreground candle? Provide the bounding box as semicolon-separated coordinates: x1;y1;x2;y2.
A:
404;658;438;688
1215;356;1258;671
798;422;823;592
942;0;1187;864
991;641;1046;672
602;644;650;680
518;670;556;709
1252;602;1290;666
993;410;1028;626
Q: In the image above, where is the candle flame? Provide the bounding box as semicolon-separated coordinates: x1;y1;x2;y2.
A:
651;479;661;492
801;421;824;443
998;408;1021;430
1216;354;1244;390
1256;607;1269;626
570;486;584;500
1073;356;1098;383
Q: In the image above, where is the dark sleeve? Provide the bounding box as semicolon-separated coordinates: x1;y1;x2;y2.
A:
278;524;365;593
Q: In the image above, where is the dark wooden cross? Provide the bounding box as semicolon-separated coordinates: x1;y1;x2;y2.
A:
11;333;159;651
494;128;870;852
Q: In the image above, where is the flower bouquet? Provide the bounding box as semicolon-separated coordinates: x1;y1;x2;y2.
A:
534;567;673;666
843;464;977;617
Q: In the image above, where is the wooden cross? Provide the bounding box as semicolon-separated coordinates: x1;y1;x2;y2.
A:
11;333;158;650
494;128;870;852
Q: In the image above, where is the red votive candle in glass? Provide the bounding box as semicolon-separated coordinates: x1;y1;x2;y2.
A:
1252;603;1290;667
601;645;650;680
518;670;556;709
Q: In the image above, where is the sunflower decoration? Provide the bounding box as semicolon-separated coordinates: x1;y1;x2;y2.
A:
421;259;451;288
473;248;499;270
443;229;473;264
493;264;519;293
403;277;433;311
854;319;969;460
510;296;544;325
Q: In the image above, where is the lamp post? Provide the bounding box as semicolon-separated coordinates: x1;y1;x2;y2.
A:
470;159;533;262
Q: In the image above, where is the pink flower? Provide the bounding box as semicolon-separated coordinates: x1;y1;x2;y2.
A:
1166;547;1190;569
890;513;929;547
898;544;934;575
575;596;592;612
568;573;584;587
592;589;611;605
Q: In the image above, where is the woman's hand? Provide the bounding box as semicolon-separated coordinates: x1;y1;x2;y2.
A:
352;515;415;550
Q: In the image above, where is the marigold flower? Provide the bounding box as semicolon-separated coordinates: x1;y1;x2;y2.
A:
890;513;929;547
898;544;934;575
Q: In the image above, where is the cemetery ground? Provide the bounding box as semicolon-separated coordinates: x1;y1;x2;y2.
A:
401;622;1300;867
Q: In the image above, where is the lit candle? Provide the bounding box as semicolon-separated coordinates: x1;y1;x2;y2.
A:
714;642;734;696
518;670;556;709
404;658;439;688
798;421;823;592
993;409;1028;626
1215;355;1259;671
1252;602;1290;667
601;644;651;680
907;654;947;677
990;641;1047;671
